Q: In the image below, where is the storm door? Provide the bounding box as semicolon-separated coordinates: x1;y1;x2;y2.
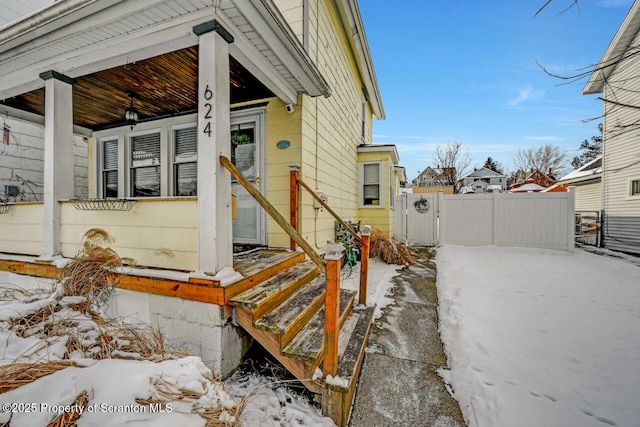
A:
230;109;266;245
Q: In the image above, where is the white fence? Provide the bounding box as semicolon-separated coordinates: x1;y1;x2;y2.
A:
439;189;575;251
394;193;440;245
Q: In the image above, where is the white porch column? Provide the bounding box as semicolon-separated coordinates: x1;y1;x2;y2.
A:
193;21;234;274
40;71;76;258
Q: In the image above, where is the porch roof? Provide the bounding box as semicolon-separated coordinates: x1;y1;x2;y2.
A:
0;0;331;131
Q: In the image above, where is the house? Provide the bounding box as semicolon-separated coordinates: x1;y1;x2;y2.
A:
410;165;455;194
548;156;602;212
509;182;546;193
0;1;390;422
508;169;557;191
413;165;455;187
583;1;640;256
459;167;507;192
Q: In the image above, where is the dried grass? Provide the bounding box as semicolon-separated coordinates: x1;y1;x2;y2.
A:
136;377;242;427
0;228;237;424
60;228;125;300
370;229;415;265
47;392;89;427
0;361;76;394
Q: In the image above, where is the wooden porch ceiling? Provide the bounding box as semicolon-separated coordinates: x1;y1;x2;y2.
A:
0;46;274;131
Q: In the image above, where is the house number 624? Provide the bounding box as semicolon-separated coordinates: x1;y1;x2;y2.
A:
203;84;213;137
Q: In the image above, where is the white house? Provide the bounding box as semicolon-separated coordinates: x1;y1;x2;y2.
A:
583;1;640;256
459;167;507;192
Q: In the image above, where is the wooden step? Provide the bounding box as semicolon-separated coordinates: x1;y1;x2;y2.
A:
321;306;376;427
233;305;323;395
254;273;326;349
229;260;320;320
225;250;306;303
281;290;356;363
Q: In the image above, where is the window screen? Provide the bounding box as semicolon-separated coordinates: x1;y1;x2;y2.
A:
102;139;118;198
131;133;161;197
174;127;197;196
363;163;380;205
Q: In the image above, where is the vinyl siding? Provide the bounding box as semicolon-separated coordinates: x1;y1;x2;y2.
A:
601;28;640;255
574;181;602;212
295;0;375;248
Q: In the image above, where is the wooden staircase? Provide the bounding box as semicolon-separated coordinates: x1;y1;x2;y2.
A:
229;251;375;426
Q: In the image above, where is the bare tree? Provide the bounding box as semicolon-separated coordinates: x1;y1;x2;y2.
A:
513;144;569;177
433;141;472;193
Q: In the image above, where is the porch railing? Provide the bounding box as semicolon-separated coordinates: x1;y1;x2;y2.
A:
219;155;371;380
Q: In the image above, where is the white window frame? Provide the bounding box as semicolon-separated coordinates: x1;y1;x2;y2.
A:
360;161;385;208
129;129;162;198
171;124;198;196
97;136;124;198
628;177;640;200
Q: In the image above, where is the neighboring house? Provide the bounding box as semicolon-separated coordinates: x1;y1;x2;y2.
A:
583;1;640;256
0;0;390;403
509;182;546;193
509;169;557;191
548;156;602;212
413;165;455;187
411;165;455;193
459;167;507;192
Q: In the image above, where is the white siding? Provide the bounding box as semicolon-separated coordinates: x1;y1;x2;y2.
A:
0;118;87;201
601;28;640;255
574;182;602;212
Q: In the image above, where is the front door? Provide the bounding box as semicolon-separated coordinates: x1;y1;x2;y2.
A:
230;109;266;245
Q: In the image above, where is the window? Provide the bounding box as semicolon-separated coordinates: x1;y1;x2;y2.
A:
363;163;380;206
130;132;161;197
102;139;118;198
630;178;640;199
173;126;197;196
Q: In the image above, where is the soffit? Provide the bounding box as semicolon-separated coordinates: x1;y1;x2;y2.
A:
0;0;328;130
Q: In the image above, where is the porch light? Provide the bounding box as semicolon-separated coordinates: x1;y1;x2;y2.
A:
124;94;139;130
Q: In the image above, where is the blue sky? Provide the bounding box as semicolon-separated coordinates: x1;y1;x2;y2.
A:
359;0;634;180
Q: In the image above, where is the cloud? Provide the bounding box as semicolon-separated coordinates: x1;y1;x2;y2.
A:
508;85;534;106
596;0;633;7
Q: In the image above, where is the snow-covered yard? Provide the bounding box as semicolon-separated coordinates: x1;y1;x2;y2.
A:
436;245;640;427
2;244;637;427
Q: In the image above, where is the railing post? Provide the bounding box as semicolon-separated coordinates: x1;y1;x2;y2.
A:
359;225;371;306
289;164;300;251
323;243;344;377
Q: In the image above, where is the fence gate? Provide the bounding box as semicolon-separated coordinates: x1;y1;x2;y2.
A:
394;193;439;245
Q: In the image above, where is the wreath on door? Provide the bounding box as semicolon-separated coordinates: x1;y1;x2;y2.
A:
414;197;430;213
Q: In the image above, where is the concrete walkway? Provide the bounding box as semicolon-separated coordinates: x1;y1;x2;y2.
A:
349;246;466;427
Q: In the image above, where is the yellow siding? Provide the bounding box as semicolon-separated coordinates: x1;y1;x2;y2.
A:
265;98;303;248
357;151;395;235
0;202;43;256
59;199;198;270
293;0;376;248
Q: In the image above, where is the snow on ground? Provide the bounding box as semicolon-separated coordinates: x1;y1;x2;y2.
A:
0;258;401;426
436;245;640;427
